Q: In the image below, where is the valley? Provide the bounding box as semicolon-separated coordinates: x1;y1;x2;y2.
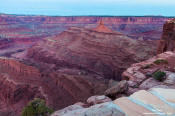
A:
0;14;175;116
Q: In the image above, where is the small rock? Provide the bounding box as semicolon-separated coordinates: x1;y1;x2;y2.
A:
87;95;112;105
164;73;175;85
133;71;146;83
139;78;161;90
74;102;88;108
127;81;138;87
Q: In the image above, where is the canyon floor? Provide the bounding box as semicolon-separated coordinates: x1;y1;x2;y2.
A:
0;14;175;116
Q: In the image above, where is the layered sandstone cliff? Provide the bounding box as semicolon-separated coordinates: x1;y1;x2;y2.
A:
27;25;156;80
0;14;171;24
0;57;108;116
0;14;172;42
0;14;171;58
157;19;175;54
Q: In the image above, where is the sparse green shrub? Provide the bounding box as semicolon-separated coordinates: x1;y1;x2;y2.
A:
153;71;166;81
154;59;168;65
21;98;54;116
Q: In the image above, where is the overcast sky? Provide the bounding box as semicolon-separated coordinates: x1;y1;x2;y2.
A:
0;0;174;16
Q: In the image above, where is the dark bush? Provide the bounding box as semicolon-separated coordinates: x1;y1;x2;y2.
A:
153;71;166;81
21;98;54;116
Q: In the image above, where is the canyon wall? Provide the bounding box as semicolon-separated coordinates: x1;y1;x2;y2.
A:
0;14;174;116
157;19;175;54
0;57;108;116
27;25;157;80
0;14;172;57
0;14;172;24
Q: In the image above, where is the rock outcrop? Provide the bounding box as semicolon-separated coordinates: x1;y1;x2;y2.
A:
157;19;175;54
122;51;175;94
105;80;128;99
51;88;175;116
93;20;114;33
86;95;112;105
27;26;156;80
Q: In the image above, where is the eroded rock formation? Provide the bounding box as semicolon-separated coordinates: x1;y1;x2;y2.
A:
93;20;114;33
157;19;175;54
27;26;156;80
0;57;108;116
0;14;170;58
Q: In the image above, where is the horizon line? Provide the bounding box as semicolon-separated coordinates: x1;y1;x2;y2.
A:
0;13;175;18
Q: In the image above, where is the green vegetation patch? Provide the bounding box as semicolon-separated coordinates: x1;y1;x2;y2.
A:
153;59;168;65
21;98;54;116
152;71;166;81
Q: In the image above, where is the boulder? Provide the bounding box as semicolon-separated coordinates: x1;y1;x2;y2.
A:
139;78;162;90
74;102;88;108
104;80;128;98
108;79;119;88
87;95;112;105
164;72;175;85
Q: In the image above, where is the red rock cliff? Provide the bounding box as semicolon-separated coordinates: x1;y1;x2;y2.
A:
157;19;175;54
27;26;156;80
0;57;108;116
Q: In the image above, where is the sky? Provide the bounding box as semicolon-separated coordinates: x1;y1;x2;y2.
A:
0;0;174;16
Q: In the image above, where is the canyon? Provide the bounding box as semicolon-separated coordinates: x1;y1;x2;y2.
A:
0;14;175;116
0;14;172;58
26;23;156;80
51;19;175;116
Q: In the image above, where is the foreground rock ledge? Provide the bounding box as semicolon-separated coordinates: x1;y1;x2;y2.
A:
122;51;175;94
51;88;175;116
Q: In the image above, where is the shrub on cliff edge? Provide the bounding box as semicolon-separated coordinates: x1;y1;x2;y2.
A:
154;59;168;65
21;98;54;116
153;71;166;81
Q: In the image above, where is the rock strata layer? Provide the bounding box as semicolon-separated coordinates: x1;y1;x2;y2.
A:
27;26;156;80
